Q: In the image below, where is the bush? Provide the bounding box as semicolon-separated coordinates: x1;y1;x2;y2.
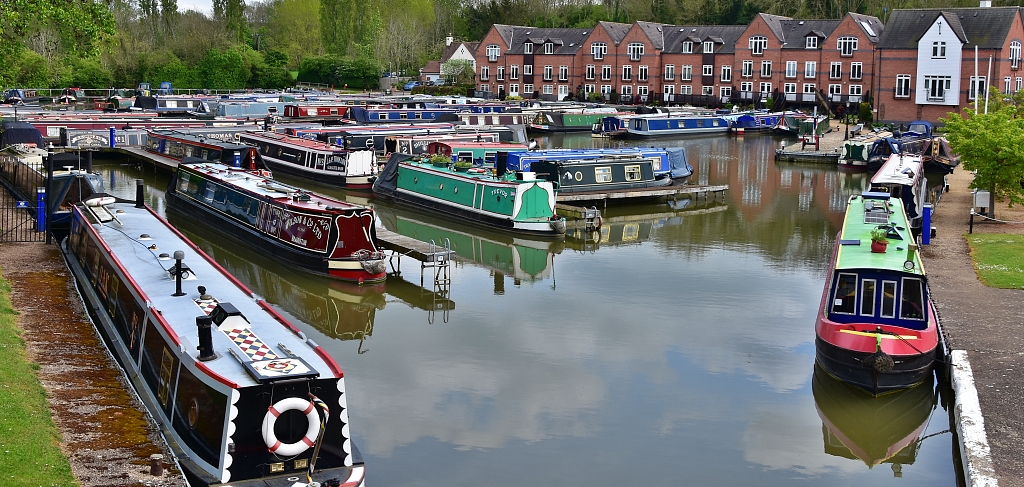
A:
15;51;51;87
859;102;873;124
69;58;113;89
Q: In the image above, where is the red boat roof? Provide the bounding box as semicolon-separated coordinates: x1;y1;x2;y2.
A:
240;131;347;152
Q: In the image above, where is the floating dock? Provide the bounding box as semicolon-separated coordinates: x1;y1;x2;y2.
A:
774;148;840;164
555;184;728;205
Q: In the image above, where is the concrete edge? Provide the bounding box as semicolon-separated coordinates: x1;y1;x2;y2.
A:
951;349;1000;487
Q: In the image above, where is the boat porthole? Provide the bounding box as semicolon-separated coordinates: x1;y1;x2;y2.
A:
188;399;199;428
439;183;444;190
574;171;583;181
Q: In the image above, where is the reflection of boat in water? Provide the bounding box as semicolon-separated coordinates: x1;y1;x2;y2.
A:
813;365;937;470
166;212;385;345
565;198;728;251
375;203;562;283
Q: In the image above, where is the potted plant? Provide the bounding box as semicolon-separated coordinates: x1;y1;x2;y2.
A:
454;161;473;172
429;153;451;167
870;227;889;253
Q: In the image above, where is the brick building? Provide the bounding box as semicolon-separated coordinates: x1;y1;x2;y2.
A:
469;3;1024;125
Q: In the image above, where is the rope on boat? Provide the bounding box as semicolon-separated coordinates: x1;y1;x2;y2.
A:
306;393;331;484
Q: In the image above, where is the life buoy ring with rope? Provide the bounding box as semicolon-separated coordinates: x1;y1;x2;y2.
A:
85;196;116;207
261;397;320;456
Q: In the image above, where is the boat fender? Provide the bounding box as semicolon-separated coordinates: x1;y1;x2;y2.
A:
261;397;320;456
84;196;116;207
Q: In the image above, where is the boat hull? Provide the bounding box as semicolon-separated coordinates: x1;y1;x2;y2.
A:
814;333;936;395
259;153;374;190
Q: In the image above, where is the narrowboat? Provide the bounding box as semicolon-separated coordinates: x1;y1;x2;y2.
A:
215;102;287;118
151;96;212;115
730;111;784;132
436;112;527;127
57;87;86;104
0;149;105;241
815;191;940;395
237;131;377;190
869;153;928;235
61;191;366;487
145;130;265;168
391;133;503;156
505;147;691;181
528;154;673;193
623;114;730;137
347;106;458;124
920;137;960;174
813;364;936;468
60;128;150;148
866;121;933;172
166;158;387;283
3;88;39;105
282;104;350;119
321;124;456;152
373;153;566;236
528;108;620;133
426;140;530;167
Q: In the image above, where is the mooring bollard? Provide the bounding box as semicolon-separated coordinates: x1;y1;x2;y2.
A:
150;454;164;476
969;208;975;234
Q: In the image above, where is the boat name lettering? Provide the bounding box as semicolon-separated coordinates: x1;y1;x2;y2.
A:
282;213;327;240
491;188;509;198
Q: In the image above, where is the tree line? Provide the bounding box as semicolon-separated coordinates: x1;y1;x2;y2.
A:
0;0;1012;91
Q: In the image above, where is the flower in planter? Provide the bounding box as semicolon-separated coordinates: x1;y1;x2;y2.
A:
870;227;889;244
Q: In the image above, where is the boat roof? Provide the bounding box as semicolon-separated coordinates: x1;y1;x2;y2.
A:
149;129;253;151
871;153;922;187
238;131;349;152
429;141;528;149
835;192;924;275
78;201;342;385
179;160;367;211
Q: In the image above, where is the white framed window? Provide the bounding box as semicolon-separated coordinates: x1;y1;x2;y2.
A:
663;84;674;96
932;41;946;59
638;65;648;82
558;85;568;98
924;75;951;101
720;86;731;98
622;65;632;81
1018;77;1023;92
627;42;644;61
682;41;693;53
1005;76;1013;93
742;60;753;78
849;84;862;96
637;85;648;96
664;64;675;81
524;83;534;94
803;83;816;94
559;65;568;81
496;66;505;81
509;84;519;95
880;280;897;318
831;273;859;315
524;42;533;54
595;167;612;183
523;64;533;75
759;82;772;93
805;36;817;49
786;61;797;78
830;62;842;79
969;76;987;100
702;64;713;76
601;65;611;80
591;42;606;60
761;60;772;77
895;74;911;98
680;85;692;95
702;86;713;95
510;65;519;79
543;42;554;54
721;65;732;82
784;83;796;94
838;36;858;56
740;81;753;92
543;65;552;81
749;35;767;55
621;85;632;96
480;66;489;80
681;65;692;81
477;84;490;93
805;61;816;78
850;62;862;80
584;84;594;93
543;84;553;94
600;85;611;94
828;84;842;97
1012;41;1022;70
486;45;500;62
585;65;595;80
703;41;714;53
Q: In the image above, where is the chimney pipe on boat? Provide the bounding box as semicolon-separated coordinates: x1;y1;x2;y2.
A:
173;250;186;296
196;315;216;361
135;179;145;208
84;150;93;172
496;151;508;178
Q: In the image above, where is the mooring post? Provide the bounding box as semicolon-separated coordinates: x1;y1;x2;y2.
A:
149;454;163;476
922;204;932;245
969;208;975;234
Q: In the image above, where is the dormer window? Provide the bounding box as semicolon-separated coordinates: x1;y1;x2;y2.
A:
805;37;818;49
703;41;714;53
524;42;533;54
486;44;500;62
543;42;554;54
682;41;693;53
749;36;767;55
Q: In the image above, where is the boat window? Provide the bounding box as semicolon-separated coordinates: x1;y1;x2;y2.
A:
203;183;216;203
830;272;857;314
330;108;338;115
624;165;642;181
881;280;897;318
214;185;228;204
400;112;408;120
900;277;926;320
378;113;388;120
248;200;260;218
595;167;612;183
860;279;876;316
696;119;705;128
484;152;497;164
178;173;191;193
458;151;473;163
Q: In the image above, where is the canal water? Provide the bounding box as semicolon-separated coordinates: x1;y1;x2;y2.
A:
99;132;960;487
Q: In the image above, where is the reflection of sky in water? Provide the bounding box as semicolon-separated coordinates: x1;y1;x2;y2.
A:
94;137;955;487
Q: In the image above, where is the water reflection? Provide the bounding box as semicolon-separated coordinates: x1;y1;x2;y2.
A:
566;197;729;252
813;365;939;472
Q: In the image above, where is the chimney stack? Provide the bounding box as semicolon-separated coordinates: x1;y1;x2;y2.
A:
446;33;454;46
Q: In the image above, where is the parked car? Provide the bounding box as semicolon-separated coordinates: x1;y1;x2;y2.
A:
403;81;420;90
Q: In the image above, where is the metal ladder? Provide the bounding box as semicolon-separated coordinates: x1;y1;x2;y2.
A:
424;239;455;324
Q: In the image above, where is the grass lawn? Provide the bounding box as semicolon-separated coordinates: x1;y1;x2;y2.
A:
0;273;78;486
966;234;1024;289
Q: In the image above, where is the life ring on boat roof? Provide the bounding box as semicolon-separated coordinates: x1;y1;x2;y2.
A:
261;397;320;456
84;196;116;207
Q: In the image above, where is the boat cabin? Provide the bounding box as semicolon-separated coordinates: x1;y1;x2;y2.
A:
870;154;928;233
427;141;529;166
145;130;265;170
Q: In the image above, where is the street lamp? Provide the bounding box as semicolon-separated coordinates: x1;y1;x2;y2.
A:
844;100;850;140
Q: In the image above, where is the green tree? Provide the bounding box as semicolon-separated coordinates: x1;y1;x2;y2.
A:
266;0;323;67
441;58;474;85
943;106;1024;212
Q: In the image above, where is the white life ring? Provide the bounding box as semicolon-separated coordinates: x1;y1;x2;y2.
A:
84;196;116;207
261;397;320;456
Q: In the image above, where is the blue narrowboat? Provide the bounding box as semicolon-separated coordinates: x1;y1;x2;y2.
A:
623;114;730;137
348;106;458;124
506;147;692;181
